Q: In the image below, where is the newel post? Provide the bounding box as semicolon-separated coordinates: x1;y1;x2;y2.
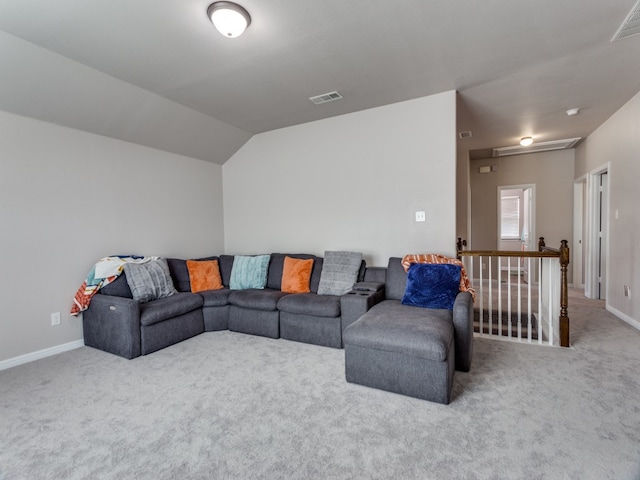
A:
538;237;546;251
559;240;570;347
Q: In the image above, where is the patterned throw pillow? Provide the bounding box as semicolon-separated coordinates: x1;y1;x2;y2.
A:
229;255;270;290
317;251;363;296
124;258;177;303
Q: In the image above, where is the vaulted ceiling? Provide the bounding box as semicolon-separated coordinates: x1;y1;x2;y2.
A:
1;0;639;163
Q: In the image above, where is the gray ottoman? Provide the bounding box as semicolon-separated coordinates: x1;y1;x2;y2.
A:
343;300;455;404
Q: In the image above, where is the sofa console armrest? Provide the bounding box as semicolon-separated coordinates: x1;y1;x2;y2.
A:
82;294;142;359
452;291;474;372
340;288;385;338
351;281;384;293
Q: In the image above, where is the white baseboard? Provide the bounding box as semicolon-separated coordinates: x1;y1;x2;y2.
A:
0;340;85;372
606;304;640;332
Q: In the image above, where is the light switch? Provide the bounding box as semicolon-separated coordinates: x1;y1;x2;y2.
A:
415;211;426;222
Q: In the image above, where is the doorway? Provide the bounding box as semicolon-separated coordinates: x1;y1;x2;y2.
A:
586;165;609;300
498;184;535;277
498;185;535;252
573;178;587;289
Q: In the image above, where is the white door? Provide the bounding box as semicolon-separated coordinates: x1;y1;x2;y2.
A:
598;172;608;300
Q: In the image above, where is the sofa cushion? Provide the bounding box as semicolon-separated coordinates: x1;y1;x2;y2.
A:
343;299;453;362
317;251;363;296
267;253;317;290
166;258;190;292
139;292;204;326
99;273;133;298
218;255;235;287
198;288;231;307
385;257;408;301
230;255;270;290
124;259;177;303
228;289;289;311
187;259;223;293
402;263;461;310
277;293;341;318
281;256;314;294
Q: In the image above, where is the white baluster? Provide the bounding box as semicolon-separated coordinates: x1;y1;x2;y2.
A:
517;257;522;341
507;257;512;339
527;257;532;342
498;257;502;338
488;257;492;336
479;256;484;336
538;257;543;344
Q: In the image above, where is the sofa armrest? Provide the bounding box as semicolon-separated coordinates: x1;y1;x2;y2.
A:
352;281;384;293
452;291;474;372
82;294;142;359
340;289;384;336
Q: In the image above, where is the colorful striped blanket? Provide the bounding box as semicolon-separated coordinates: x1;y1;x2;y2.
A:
70;256;155;316
401;253;476;302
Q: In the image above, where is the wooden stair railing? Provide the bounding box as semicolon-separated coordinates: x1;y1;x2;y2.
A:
456;237;570;347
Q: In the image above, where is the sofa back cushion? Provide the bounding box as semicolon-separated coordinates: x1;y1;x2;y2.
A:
385;257;408;301
219;255;235;287
99;273;133;298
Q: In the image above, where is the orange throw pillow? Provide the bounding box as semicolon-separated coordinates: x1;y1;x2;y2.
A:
187;259;223;293
281;256;314;294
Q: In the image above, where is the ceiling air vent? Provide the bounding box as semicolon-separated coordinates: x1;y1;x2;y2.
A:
458;131;472;139
309;91;343;105
612;0;640;41
492;137;581;157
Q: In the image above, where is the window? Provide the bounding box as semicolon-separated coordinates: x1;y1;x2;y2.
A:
501;196;520;239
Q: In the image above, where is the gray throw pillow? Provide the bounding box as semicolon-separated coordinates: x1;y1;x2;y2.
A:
124;258;177;303
317;251;363;296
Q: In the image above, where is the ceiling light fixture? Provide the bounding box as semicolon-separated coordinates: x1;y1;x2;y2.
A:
520;136;533;147
566;108;580;116
207;2;251;38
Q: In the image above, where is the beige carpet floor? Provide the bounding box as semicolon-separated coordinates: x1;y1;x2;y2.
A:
0;289;639;480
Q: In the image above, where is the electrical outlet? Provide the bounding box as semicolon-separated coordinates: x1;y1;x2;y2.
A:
51;312;61;326
415;211;426;222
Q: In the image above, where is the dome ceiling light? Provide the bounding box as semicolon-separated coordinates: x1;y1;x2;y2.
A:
520;136;534;146
207;2;251;38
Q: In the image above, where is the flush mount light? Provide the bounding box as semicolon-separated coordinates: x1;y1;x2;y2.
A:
520;136;534;147
207;2;251;38
566;108;580;116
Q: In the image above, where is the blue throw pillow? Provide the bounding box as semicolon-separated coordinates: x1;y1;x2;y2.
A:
230;255;270;290
401;263;461;310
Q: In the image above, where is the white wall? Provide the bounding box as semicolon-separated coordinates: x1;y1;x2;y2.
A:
222;92;457;267
0;111;226;362
575;90;640;326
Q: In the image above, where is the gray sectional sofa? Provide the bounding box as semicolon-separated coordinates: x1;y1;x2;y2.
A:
82;253;474;405
82;253;383;359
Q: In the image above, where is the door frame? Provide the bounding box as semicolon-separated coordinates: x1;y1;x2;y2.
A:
496;184;536;252
573;176;587;289
585;163;610;300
